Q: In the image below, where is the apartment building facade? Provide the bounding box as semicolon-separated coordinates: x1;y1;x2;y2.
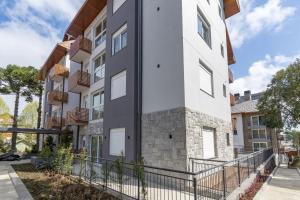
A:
39;0;240;171
231;91;279;153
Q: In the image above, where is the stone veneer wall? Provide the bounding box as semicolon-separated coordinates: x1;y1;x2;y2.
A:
78;121;103;153
142;107;233;171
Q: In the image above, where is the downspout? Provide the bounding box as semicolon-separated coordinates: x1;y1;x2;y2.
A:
76;62;83;152
60;77;65;144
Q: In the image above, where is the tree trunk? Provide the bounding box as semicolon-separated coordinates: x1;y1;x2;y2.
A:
36;86;43;151
11;92;20;152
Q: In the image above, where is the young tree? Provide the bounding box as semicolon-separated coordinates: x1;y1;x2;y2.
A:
0;96;10;115
19;102;38;128
257;59;300;129
0;65;38;151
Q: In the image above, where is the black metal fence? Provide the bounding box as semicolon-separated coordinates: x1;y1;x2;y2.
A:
71;148;274;200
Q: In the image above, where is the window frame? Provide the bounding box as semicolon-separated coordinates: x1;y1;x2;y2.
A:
93;52;106;83
197;8;211;47
252;142;267;152
111;70;127;100
109;128;126;156
94;18;107;49
90;135;103;162
252;129;267;139
91;91;104;121
112;24;128;55
199;60;214;97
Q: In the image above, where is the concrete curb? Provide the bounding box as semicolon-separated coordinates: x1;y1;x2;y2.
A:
8;165;33;200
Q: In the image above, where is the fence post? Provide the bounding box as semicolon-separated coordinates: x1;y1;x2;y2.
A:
105;160;108;188
247;157;250;178
222;165;226;199
193;177;197;200
237;160;241;187
253;154;256;172
138;168;140;200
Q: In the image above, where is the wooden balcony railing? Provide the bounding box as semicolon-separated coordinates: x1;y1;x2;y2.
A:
69;35;92;63
48;90;68;105
228;68;234;84
46;117;65;129
224;0;240;19
68;70;90;93
66;107;89;125
50;64;69;82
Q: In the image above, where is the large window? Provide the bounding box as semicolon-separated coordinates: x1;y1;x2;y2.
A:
95;18;107;48
253;142;267;152
113;0;126;13
202;128;216;159
251;116;265;126
90;135;102;162
199;61;213;96
109;128;125;156
111;70;126;100
112;24;127;55
91;91;104;120
252;129;267;139
93;53;105;83
197;8;211;46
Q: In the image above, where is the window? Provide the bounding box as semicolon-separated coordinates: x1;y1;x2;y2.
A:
95;18;107;48
221;44;224;57
93;53;105;83
252;129;267;139
223;84;226;97
197;8;211;46
111;70;126;100
253;142;267;152
91;91;104;120
113;0;126;13
251;116;265;126
90;135;102;162
202;128;216;159
110;128;125;156
199;61;213;96
83;95;89;108
112;24;127;55
226;133;230;146
232;117;237;135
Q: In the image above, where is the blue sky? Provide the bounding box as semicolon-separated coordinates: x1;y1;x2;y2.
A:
0;0;299;114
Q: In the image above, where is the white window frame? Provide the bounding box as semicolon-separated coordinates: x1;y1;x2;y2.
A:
199;60;214;97
93;52;106;83
252;129;267;139
90;91;104;121
94;18;107;49
109;128;126;156
202;127;216;159
197;8;211;47
252;142;267;152
111;70;127;100
90;135;103;162
251;115;265;126
112;24;127;55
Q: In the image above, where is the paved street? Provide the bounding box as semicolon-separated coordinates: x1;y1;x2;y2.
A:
0;162;19;200
254;164;300;200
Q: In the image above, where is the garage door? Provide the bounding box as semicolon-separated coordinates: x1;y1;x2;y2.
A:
203;128;215;159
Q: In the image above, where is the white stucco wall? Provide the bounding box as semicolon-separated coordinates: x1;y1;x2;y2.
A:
142;0;185;114
182;0;231;122
233;113;244;149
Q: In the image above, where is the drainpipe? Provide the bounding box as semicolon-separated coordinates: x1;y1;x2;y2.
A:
59;77;65;144
76;62;83;152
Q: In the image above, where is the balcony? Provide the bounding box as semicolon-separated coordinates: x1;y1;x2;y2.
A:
48;90;68;105
46;117;65;129
50;64;69;82
69;35;92;63
66;107;89;126
68;70;91;93
224;0;240;19
228;68;234;83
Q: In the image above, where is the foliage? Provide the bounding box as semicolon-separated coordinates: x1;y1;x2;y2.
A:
134;157;147;200
0;96;10;115
53;145;74;175
257;59;300;129
60;128;73;148
0;113;13;127
18;102;38;128
0;134;10;153
78;149;87;182
287;131;300;147
113;152;125;199
40;146;53;161
44;135;55;151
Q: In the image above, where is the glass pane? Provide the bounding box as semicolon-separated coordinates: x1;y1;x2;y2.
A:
91;136;98;161
253;143;259;151
252;130;259;139
252;116;259;126
92;106;103;120
95;23;102;37
259;130;266;139
259;116;265;125
121;31;127;48
93;93;100;107
113;36;121;54
260;143;267;148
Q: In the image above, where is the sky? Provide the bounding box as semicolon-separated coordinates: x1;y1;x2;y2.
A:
0;0;299;114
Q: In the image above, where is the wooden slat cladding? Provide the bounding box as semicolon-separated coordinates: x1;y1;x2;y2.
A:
48;90;68;105
66;107;89;125
226;29;236;65
68;70;91;93
228;67;234;83
64;0;107;40
69;35;92;62
230;93;235;106
50;64;69;82
224;0;240;19
46;117;65;129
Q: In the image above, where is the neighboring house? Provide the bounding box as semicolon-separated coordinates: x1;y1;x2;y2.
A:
231;91;279;153
38;0;240;170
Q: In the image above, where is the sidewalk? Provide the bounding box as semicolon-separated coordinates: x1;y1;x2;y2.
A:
254;164;300;200
0;160;32;200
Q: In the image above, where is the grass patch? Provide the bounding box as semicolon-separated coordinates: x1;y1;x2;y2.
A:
291;157;300;168
12;163;118;200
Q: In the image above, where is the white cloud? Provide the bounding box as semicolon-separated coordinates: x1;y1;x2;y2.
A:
227;0;296;48
230;53;300;94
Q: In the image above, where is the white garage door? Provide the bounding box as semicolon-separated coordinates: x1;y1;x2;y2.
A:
203;128;215;159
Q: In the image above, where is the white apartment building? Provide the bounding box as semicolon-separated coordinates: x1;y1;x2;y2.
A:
39;0;240;171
